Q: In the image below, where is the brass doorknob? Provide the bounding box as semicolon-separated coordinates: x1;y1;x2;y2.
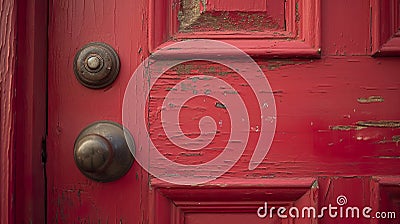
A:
74;121;134;182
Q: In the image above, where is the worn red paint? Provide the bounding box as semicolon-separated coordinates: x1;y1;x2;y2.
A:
36;0;400;223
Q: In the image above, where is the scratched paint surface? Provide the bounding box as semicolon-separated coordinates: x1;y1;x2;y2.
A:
47;0;400;223
149;58;400;179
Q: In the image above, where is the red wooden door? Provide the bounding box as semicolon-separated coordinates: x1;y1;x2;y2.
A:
47;0;400;223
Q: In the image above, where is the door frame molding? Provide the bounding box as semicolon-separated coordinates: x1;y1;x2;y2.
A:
0;0;17;222
0;0;48;222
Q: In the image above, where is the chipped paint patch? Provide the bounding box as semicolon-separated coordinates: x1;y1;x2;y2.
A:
357;120;400;128
295;2;300;22
166;87;177;91
330;125;366;131
332;120;400;131
311;180;319;188
357;96;384;104
180;152;202;157
180;11;282;32
267;62;294;70
178;0;282;32
200;0;206;12
223;90;238;95
264;60;311;71
174;64;194;75
215;102;226;109
377;136;400;146
178;0;201;30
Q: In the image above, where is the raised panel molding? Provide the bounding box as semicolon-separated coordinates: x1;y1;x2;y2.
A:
149;0;321;57
149;178;318;224
371;0;400;56
371;177;400;224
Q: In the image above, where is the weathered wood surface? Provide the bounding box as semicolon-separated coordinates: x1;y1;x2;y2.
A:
0;0;16;223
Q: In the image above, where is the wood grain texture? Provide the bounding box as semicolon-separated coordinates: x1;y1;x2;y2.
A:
0;0;16;223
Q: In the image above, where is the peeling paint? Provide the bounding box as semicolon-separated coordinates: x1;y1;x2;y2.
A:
165;87;177;91
357;120;400;128
178;0;281;32
267;61;295;70
295;2;300;22
377;136;400;146
200;0;206;12
180;152;202;157
223;90;238;95
330;125;366;131
311;180;319;189
357;96;384;103
178;0;202;29
174;64;194;75
215;102;226;109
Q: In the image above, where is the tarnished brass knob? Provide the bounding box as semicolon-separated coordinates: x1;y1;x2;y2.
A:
73;42;120;89
75;134;113;173
74;121;134;182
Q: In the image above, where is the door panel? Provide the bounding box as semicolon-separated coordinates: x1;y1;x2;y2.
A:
150;178;318;224
48;0;400;223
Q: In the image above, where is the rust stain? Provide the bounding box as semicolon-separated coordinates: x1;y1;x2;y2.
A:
356;120;400;128
357;96;384;104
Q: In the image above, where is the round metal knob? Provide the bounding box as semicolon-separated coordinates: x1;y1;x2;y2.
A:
74;121;134;182
86;55;102;70
73;42;120;89
75;134;113;173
